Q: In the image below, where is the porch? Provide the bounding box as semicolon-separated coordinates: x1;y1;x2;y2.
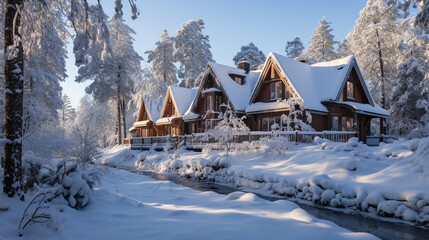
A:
129;130;359;151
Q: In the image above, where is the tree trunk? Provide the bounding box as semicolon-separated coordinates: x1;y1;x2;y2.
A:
375;29;386;110
116;85;122;145
116;65;122;145
3;0;24;198
121;98;127;139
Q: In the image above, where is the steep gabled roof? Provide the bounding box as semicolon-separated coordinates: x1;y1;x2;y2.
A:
160;86;197;117
187;62;261;116
249;52;376;113
136;96;163;122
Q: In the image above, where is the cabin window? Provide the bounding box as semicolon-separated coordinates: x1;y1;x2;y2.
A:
206;120;218;130
346;81;355;99
262;116;282;131
286;90;290;100
269;81;283;100
342;117;354;132
206;95;213;111
213;95;222;111
331;116;340;131
234;77;243;84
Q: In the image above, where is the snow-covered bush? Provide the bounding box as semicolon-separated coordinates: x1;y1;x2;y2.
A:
281;96;313;131
210;103;249;155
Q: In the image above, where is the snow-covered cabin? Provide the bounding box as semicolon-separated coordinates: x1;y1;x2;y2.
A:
130;97;163;137
183;59;260;133
246;52;390;142
156;86;197;136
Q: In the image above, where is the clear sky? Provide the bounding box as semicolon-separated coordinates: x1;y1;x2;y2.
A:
61;0;368;108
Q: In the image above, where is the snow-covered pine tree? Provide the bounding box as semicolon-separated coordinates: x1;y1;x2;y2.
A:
76;0;141;144
131;67;166;118
22;1;67;158
417;72;429;136
337;33;353;57
350;0;401;110
59;94;76;129
390;56;427;136
145;30;177;87
174;19;213;88
285;37;305;59
305;16;338;63
415;0;429;33
232;42;266;66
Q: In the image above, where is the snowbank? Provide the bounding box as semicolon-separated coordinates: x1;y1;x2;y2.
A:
0;167;376;239
99;137;429;226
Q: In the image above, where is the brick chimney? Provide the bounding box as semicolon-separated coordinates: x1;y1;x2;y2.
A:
238;58;251;73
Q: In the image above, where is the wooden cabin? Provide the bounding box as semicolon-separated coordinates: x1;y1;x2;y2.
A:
130;52;389;144
246;53;390;142
183;59;261;133
130;97;163;137
155;86;197;136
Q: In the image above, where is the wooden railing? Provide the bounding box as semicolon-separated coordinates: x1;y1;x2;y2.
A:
130;131;358;150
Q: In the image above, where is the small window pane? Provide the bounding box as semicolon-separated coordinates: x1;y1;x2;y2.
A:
347;118;353;131
342;117;346;131
262;118;268;131
286;90;290;100
270;83;276;100
276;82;282;99
347;81;355;99
332;116;339;131
269;118;274;131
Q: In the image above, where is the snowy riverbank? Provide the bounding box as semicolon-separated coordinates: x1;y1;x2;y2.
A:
98;137;429;226
0;166;376;239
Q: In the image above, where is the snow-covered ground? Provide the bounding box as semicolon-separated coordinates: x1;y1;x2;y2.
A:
0;166;376;239
98;137;429;226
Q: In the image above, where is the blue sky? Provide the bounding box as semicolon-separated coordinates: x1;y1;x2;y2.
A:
61;0;368;108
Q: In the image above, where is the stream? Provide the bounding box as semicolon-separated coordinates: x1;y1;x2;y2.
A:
118;167;429;240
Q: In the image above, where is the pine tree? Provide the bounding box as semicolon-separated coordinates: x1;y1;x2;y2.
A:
174;19;213;88
76;0;141;144
350;0;401;110
390;56;427;136
145;30;177;87
59;94;76;128
306;17;338;63
22;1;67;156
132;68;167;112
415;0;429;33
337;35;353;57
285;37;305;59
232;42;266;66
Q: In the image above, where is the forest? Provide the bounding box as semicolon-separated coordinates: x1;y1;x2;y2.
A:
1;0;429;238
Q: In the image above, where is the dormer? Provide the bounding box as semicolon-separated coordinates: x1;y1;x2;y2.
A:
229;74;245;85
338;65;370;104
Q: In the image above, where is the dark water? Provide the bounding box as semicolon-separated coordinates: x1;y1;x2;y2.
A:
120;167;429;240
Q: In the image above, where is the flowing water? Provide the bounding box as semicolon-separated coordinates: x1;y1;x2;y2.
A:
122;167;429;240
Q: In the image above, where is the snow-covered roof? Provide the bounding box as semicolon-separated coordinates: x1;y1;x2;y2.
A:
201;87;222;94
183;111;200;120
246;100;290;114
144;96;163;122
250;53;375;113
329;101;390;117
155;116;182;125
133;120;151;128
206;62;261;112
169;86;198;116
